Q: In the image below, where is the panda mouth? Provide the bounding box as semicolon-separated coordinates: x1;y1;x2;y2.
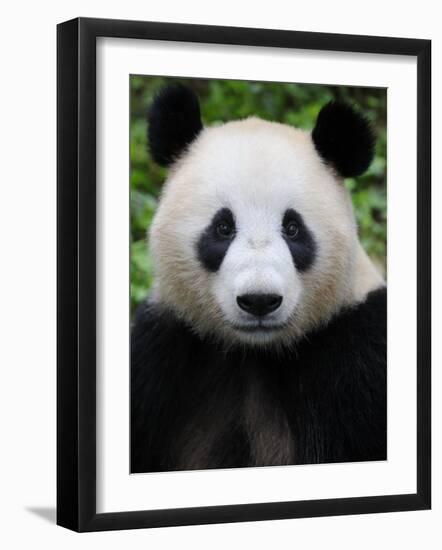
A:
230;321;287;333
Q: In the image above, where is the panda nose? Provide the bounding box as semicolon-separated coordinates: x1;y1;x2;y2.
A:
236;293;283;317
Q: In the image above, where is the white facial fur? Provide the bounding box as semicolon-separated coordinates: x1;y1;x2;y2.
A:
211;219;301;340
149;117;383;347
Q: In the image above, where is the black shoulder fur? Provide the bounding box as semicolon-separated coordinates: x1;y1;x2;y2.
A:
131;288;387;473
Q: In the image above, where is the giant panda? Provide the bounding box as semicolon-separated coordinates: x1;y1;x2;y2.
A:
131;83;386;473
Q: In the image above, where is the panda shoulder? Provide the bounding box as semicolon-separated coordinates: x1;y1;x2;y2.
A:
351;285;387;332
328;286;387;352
131;301;197;373
305;286;387;360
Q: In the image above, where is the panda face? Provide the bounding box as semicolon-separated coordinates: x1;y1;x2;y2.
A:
149;117;360;347
197;205;316;341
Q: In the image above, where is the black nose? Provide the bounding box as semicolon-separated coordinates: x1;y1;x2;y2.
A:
236;293;283;317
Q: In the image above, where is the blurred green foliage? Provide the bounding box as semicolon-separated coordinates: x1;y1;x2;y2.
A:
131;76;387;313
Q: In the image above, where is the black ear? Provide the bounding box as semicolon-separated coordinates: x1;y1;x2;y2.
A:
312;101;375;178
148;84;203;167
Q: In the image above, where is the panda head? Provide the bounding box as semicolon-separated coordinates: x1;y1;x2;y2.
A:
147;83;380;347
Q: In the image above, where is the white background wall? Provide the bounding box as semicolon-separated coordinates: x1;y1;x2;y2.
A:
0;0;439;547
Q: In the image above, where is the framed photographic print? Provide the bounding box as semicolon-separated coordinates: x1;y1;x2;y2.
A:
57;17;431;532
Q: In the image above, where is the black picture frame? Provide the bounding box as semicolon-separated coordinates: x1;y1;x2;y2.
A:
57;17;431;532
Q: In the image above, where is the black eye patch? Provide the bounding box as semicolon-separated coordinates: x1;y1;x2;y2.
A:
197;208;236;272
282;209;317;272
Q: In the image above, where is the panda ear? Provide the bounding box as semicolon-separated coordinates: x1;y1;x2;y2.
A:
148;84;203;167
311;101;375;178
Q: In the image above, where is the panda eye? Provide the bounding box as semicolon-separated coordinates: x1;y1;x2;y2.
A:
216;221;234;238
284;221;299;239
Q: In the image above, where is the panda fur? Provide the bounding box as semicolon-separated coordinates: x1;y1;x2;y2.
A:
131;84;386;473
